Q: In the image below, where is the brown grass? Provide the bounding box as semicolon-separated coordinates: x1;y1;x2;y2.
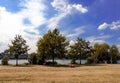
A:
0;64;120;83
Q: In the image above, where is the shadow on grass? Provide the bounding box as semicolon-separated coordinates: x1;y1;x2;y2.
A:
45;64;70;67
12;64;38;67
0;63;106;68
80;64;106;67
0;64;34;67
44;63;106;68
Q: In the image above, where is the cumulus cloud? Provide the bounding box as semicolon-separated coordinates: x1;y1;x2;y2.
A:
72;4;88;13
19;0;47;27
51;0;88;13
98;22;108;30
48;0;88;29
0;0;88;53
98;20;120;30
0;0;46;53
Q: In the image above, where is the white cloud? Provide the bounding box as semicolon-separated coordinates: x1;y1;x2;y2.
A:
98;20;120;30
86;35;111;45
48;0;88;29
72;4;88;13
67;27;85;38
98;22;108;30
61;26;85;47
0;0;46;53
51;0;88;14
110;20;120;30
51;0;68;13
86;37;105;45
47;13;67;30
19;0;47;27
0;0;88;53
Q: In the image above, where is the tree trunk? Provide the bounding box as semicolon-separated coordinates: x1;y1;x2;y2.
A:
94;55;97;64
111;56;113;64
80;59;81;64
52;54;55;66
16;58;18;66
42;54;45;64
42;49;45;64
52;48;55;66
79;54;81;65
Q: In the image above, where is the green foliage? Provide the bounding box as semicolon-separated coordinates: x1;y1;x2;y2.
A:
28;53;37;64
37;28;69;65
110;45;119;63
86;56;94;64
95;43;110;63
2;56;9;65
68;38;91;64
8;35;29;66
87;43;119;64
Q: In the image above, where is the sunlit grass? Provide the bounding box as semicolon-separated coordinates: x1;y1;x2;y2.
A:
0;64;120;83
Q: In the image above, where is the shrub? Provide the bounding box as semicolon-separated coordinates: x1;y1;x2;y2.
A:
2;56;9;65
28;53;37;64
24;62;29;65
45;61;57;65
86;56;94;64
37;59;44;65
71;58;76;64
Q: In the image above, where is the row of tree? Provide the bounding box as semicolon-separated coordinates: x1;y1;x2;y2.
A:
3;28;120;66
88;43;120;64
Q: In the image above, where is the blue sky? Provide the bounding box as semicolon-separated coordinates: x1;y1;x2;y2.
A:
0;0;120;53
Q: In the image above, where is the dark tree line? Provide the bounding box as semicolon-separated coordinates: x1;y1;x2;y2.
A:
1;28;120;66
35;28;120;65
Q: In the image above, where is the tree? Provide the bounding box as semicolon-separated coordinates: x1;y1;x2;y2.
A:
69;38;91;64
37;36;49;65
2;55;9;65
86;48;96;64
37;28;69;65
87;43;120;64
90;43;110;64
8;35;29;66
28;53;37;64
110;45;119;63
68;45;78;64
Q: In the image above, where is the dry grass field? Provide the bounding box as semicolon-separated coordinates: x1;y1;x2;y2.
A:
0;64;120;83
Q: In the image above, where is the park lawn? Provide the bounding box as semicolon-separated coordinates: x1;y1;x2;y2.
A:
0;64;120;83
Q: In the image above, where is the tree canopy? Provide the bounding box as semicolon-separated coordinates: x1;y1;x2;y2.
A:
37;28;69;65
110;45;119;63
8;35;29;65
87;43;120;64
68;38;91;64
0;28;120;66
